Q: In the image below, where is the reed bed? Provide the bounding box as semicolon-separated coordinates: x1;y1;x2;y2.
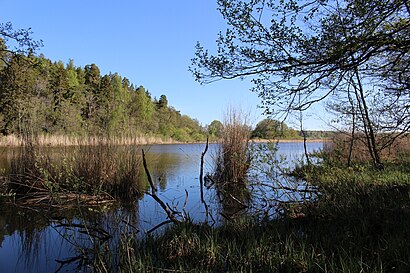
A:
206;109;253;218
0;134;177;147
212;108;252;185
2;141;144;205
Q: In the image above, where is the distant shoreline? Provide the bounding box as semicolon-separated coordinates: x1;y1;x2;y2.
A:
0;134;328;147
250;138;328;143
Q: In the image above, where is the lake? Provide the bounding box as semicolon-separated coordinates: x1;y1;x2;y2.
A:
0;141;322;273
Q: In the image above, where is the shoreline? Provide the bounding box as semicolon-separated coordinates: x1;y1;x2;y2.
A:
0;134;328;147
250;138;328;143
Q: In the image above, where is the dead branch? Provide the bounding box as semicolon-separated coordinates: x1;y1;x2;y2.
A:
142;149;180;224
199;138;210;220
146;220;173;234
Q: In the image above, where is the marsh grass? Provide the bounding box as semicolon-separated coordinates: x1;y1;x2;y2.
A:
113;160;409;272
207;109;253;219
0;134;176;147
213;109;252;185
3;140;144;204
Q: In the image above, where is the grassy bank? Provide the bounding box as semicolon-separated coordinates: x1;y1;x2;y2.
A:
114;158;410;272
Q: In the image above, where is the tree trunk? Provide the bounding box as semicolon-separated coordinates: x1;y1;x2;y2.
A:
353;68;383;170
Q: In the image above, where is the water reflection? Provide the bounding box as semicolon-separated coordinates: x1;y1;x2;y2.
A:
214;180;251;220
248;141;321;219
0;203;141;273
0;142;322;272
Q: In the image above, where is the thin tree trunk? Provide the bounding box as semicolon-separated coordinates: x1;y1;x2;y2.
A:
299;108;310;166
347;82;356;167
353;67;383;169
338;9;383;170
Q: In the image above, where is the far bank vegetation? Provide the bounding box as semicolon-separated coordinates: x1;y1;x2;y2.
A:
0;50;207;144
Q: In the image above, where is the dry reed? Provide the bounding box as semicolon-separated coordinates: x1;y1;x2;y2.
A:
213;108;252;184
323;132;410;165
4;140;143;204
0;134;177;147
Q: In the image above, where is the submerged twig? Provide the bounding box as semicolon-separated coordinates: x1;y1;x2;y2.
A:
55;255;85;273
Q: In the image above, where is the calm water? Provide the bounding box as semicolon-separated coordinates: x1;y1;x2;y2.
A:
0;142;322;273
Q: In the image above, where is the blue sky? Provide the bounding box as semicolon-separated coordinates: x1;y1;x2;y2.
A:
1;0;329;130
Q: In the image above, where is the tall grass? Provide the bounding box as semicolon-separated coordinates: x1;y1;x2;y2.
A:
207;108;253;219
322;132;410;166
213;108;252;185
0;133;177;147
4;140;143;204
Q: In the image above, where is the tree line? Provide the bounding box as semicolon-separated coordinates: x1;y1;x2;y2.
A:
0;21;337;144
0;28;207;141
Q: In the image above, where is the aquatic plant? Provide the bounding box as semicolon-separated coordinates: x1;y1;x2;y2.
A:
114;157;410;273
3;139;143;204
207;108;252;219
212;108;252;185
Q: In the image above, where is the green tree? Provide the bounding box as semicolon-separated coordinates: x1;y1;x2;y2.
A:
84;64;101;90
66;59;80;90
109;73;129;134
83;63;101;131
252;119;288;139
129;86;154;132
208;120;223;138
0;54;49;136
191;0;410;169
157;94;168;109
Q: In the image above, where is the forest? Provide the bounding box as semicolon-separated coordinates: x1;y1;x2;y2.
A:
0;38;313;143
0;43;207;142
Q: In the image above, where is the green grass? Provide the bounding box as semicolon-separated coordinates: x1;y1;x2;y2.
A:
113;160;410;273
2;137;409;272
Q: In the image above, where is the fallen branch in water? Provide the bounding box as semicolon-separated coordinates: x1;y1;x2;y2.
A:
55;223;112;241
142;149;180;224
252;182;319;193
199;138;212;222
147;220;173;234
55;255;85;273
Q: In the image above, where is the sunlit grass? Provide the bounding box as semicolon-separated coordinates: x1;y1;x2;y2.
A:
0;133;179;147
113;147;410;272
2;141;145;204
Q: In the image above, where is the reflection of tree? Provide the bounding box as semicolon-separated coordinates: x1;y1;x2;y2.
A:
0;206;49;254
142;152;184;191
0;203;140;272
